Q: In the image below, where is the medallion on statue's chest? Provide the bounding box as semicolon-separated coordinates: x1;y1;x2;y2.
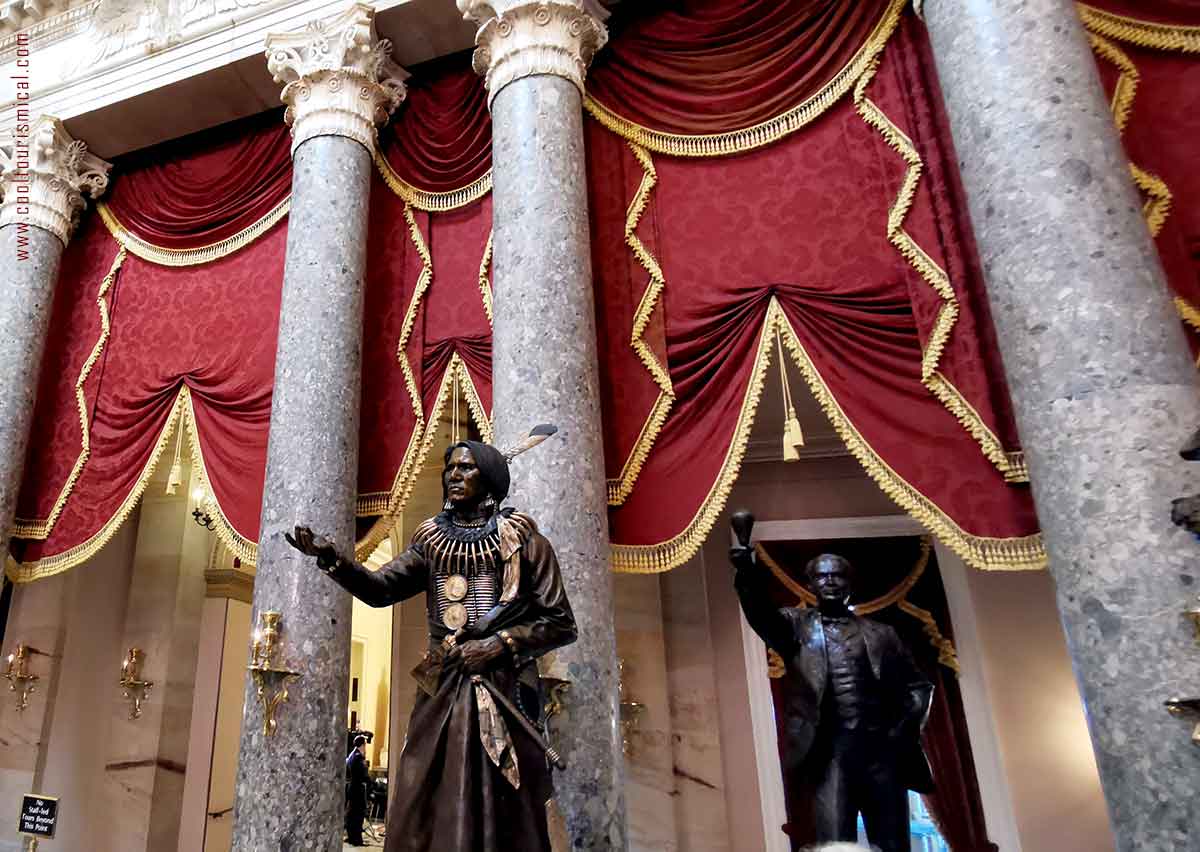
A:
444;574;469;602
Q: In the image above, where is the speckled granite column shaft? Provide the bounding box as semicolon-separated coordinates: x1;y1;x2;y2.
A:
230;135;369;852
925;3;1200;848
490;75;627;851
0;224;63;568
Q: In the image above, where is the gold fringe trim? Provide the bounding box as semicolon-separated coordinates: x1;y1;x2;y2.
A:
354;353;492;559
181;389;259;567
1131;163;1172;238
757;536;959;672
607;143;676;505
611;302;1046;574
1084;29;1176;255
478;230;494;325
898;598;960;672
373;151;493;212
355;204;433;522
773;305;1045;571
582;0;909;158
14;246;127;540
7;389;189;583
1175;296;1200;331
1077;4;1200;53
1087;32;1139;132
854;60;1026;483
97;199;290;267
610;304;777;573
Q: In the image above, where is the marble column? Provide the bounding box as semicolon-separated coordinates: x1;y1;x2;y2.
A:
230;6;406;850
458;2;626;848
0;116;110;568
923;2;1200;847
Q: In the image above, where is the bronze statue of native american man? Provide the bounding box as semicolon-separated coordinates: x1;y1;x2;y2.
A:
287;428;576;852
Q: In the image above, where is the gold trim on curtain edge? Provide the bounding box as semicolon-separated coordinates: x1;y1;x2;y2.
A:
756;536;960;672
1083;25;1187;321
607;142;676;506
354;204;434;524
478;230;495;324
96;198;290;267
7;389;189;582
1077;4;1200;52
582;0;908;158
609;300;1047;575
373;152;493;212
854;56;1027;483
181;389;258;566
355;353;493;558
14;245;127;541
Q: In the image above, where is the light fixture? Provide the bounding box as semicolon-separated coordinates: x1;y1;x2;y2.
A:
617;658;645;757
3;645;39;712
118;648;153;719
248;611;301;737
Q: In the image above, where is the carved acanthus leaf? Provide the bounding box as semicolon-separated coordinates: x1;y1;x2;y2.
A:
0;115;111;243
458;0;609;106
264;2;408;155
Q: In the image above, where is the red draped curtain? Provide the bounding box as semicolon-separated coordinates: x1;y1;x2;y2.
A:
1079;1;1200;356
10;2;1045;581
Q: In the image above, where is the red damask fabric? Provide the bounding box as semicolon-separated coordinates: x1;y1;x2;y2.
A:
16;223;286;565
101;110;292;250
588;0;891;135
378;52;492;193
602;18;1038;559
10;7;1038;577
1087;4;1200;354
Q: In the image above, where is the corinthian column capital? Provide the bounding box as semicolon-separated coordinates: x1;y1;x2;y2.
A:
0;116;111;245
265;3;409;155
458;0;609;107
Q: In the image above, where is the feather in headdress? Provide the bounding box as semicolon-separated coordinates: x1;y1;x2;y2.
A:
502;424;558;462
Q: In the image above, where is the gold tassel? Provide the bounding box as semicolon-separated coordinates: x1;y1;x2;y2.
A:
776;325;804;461
165;417;184;495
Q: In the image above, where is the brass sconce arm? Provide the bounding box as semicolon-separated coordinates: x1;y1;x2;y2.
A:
3;645;40;712
118;648;154;719
617;658;646;757
1165;697;1200;745
248;611;301;737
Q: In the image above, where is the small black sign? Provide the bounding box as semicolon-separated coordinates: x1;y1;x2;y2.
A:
18;794;57;838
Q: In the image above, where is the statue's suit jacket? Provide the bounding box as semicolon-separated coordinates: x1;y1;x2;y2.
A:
735;563;934;793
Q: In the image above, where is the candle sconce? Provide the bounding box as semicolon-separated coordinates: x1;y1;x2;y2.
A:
617;658;645;757
248;611;301;737
539;676;571;726
1165;697;1200;745
118;648;154;719
3;645;39;712
1183;596;1200;644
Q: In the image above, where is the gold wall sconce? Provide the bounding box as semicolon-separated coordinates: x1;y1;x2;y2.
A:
248;611;300;737
3;645;39;712
119;648;154;719
617;658;645;757
1184;596;1200;644
1165;697;1200;745
539;675;571;725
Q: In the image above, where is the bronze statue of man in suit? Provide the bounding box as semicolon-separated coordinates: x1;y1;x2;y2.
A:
731;527;933;852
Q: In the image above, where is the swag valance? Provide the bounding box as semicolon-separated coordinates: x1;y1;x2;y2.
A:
9;0;1046;582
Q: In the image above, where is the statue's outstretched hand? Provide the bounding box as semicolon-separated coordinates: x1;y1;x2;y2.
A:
285;525;340;572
